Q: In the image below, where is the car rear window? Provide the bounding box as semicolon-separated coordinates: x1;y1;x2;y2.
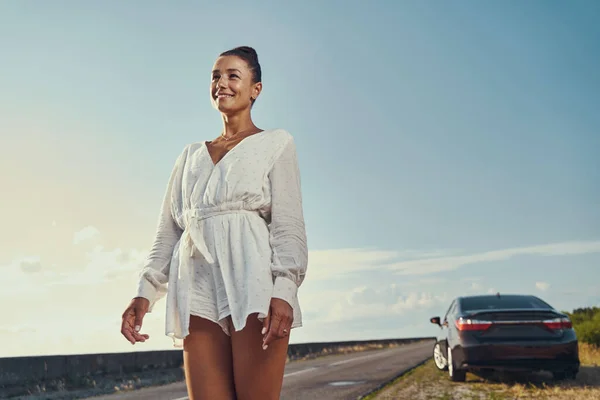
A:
460;295;552;311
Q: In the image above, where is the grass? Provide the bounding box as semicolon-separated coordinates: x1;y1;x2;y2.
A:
367;342;600;400
580;342;600;366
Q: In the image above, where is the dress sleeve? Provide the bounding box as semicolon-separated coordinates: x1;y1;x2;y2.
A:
268;136;308;307
136;147;187;312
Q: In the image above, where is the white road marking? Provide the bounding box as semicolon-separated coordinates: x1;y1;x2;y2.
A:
283;366;320;377
328;350;393;367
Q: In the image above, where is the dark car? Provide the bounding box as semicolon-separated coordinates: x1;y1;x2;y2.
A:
429;293;580;382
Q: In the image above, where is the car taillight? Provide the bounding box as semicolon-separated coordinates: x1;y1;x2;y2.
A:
455;318;492;331
543;317;572;330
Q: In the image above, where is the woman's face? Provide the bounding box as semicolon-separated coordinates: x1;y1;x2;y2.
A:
210;55;261;114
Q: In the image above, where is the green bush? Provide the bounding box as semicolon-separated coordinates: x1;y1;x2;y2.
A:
574;320;600;347
565;307;600;347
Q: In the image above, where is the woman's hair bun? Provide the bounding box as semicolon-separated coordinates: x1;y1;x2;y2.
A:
219;46;262;84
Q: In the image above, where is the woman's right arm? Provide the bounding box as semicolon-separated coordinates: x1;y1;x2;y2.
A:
135;146;188;312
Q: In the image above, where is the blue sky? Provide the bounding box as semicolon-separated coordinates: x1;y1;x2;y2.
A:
1;1;599;357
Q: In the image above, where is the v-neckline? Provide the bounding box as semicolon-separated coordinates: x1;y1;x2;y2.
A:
204;129;266;167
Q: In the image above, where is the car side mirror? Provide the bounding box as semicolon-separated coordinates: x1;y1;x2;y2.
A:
430;316;441;326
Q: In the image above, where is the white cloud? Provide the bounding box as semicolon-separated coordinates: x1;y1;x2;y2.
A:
56;245;147;285
347;285;401;306
18;257;42;273
0;325;37;335
306;248;398;281
400;277;448;288
388;240;600;276
73;226;100;245
319;284;449;323
0;248;157;357
305;240;600;281
290;320;433;344
5;236;147;296
536;281;551;291
3;257;57;297
307;248;455;281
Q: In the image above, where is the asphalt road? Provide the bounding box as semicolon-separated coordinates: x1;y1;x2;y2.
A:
89;340;434;400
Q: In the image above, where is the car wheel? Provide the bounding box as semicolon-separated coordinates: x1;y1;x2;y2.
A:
433;342;448;371
448;346;466;382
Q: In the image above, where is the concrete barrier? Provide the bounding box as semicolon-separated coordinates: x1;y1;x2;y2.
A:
286;337;434;361
0;350;184;386
0;337;434;397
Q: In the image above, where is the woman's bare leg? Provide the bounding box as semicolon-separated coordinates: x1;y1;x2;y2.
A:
183;315;236;400
231;313;290;400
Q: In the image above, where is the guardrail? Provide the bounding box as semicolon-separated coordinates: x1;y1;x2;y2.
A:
0;337;435;398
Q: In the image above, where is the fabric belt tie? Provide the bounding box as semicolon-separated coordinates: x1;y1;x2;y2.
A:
181;208;259;268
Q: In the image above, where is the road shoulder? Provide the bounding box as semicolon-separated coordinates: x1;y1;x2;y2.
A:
364;344;600;400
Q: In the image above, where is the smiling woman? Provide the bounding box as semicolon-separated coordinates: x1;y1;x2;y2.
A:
205;47;265;167
119;46;309;400
212;46;262;109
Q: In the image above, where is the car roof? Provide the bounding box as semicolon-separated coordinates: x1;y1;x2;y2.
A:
456;294;537;300
451;293;555;311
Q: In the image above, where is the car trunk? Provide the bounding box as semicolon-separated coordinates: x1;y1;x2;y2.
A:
463;308;567;341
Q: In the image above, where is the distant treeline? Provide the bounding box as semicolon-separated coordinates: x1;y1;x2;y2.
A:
564;306;600;347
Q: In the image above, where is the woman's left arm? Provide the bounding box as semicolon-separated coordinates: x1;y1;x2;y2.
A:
262;136;308;348
269;136;308;304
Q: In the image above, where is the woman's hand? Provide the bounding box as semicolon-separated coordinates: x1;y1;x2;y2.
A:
261;298;293;350
121;297;151;345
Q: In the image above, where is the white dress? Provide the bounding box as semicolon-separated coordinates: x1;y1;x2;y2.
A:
136;129;308;348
